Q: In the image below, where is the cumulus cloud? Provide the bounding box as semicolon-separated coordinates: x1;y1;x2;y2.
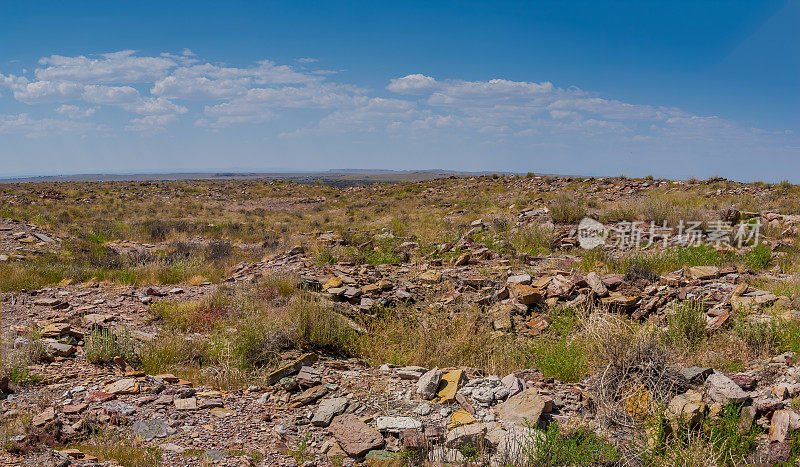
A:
56;105;99;119
125;114;178;132
36;50;175;83
386;74;440;94
0;50;783;147
0;113;102;137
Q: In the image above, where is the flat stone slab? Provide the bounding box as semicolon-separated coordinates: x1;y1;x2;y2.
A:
494;389;551;426
311;397;348;427
329;413;385;457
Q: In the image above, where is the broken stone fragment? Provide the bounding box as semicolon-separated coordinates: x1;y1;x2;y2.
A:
445;422;505;449
32;407;56;427
396;366;428;380
507;283;544;305
493;389;552;426
418;271;442;284
437;369;465;403
174;397;198;411
265;352;318;385
705;372;749;405
329;413;385;457
376;416;423;433
689;265;719;280
105;378;140;395
292;384;328;406
311;397;348;427
586;271;608;297
668;390;705;427
501;374;524;398
295;366;322;386
417;368;443;400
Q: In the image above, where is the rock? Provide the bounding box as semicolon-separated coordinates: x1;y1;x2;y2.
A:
376;416;423;433
311;397;348;427
418;271;442;284
106;378;139;395
454;253;470;266
45;340;76;357
174;397;198;411
689;266;719;280
329;413;385;457
413;403;432;416
547;275;575;297
295;366;322;386
501;374;524;398
85;391;115;403
438;369;465;403
32;407;56;427
680;367;712;384
668;390;705;426
490;303;513;331
494;389;551;426
62;403;88;415
103;401;137;416
417;368;442;400
448;409;477;428
396;366;428;380
265;353;318;385
40;322;70;337
83;313;112;326
508;283;544;305
445;422;505;449
705;372;749;404
34;298;63;308
727;373;757;390
507;274;531;285
323;277;343;290
293;384;328;406
586;272;608;297
706;311;730;332
770;410;791;443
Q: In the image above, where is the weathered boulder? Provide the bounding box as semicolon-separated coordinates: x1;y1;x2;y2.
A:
705;372;749;404
417;368;442;400
494;389;551;425
329;413;385;457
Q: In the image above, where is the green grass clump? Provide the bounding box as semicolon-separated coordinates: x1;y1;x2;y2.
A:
85;327;138;364
523;422;619;466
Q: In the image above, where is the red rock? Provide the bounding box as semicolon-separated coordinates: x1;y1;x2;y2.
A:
329;413;385;457
62;403;88;414
85;391;116;403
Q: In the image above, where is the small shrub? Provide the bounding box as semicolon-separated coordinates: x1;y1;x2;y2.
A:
85;327;138;364
549;195;586;224
666;301;707;351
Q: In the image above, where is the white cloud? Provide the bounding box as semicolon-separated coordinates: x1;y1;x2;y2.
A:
82;85;140;105
0;50;784;147
386;74;440;94
125;114;178;132
316;97;416;132
36;50;175;83
0;113;102;137
151;61;321;100
12;80;83;103
56;105;99;119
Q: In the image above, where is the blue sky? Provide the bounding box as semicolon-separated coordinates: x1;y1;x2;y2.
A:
1;0;798;181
